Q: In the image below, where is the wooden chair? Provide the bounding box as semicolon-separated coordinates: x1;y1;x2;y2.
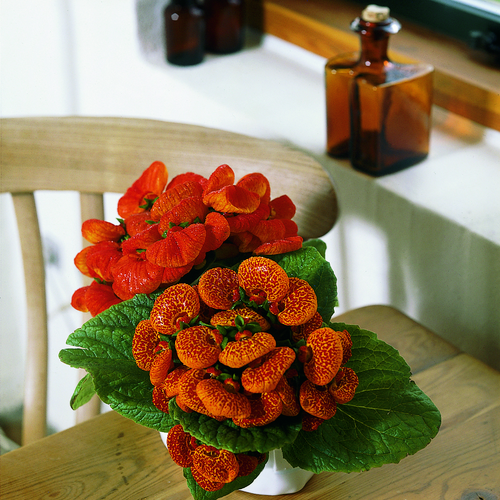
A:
0;116;338;445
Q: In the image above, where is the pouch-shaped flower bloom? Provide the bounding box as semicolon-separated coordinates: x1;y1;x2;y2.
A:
210;307;270;332
196;378;251;418
241;347;296;393
117;161;168;218
275;376;301;417
190;466;225;492
167;424;198;468
175;326;222;369
149;344;173;386
218;331;275;369
192;445;240;484
146;223;206;268
71;281;122;316
132;319;161;370
150;283;200;335
299;380;337;420
329;367;359;404
111;253;164;300
81;219;126;245
197;267;239;310
238;256;290;303
291;311;323;343
202;164;261;214
150;180;205;221
303;328;343;386
273;277;318;326
232;391;283;428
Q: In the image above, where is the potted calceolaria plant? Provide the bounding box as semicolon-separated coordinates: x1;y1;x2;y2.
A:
59;161;441;499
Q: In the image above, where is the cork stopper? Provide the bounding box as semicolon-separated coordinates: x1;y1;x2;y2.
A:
361;5;390;22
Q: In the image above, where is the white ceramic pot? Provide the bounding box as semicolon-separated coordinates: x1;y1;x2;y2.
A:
160;432;314;495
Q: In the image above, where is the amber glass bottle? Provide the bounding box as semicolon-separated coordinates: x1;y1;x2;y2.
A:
164;0;204;66
325;5;434;175
204;0;245;54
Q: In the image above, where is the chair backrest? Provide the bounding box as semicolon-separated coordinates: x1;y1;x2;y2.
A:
0;116;338;445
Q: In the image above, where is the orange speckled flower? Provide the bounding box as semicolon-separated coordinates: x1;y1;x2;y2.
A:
241;347;296;393
117;161;169;218
329;367;359;404
176;369;225;420
232;392;283;428
273;277;317;326
152;386;171;413
300;380;337;420
235;454;260;477
291;312;324;343
337;329;353;365
301;414;325;432
238;257;290;303
81;219;126;245
210;307;271;332
275;376;300;417
150;283;200;335
303;328;343;386
132;320;160;370
167;424;198;468
149;344;173;386
192;445;240;484
218;331;276;369
175;326;222;369
197;267;239;310
191;466;225;492
160;365;190;398
196;378;251;419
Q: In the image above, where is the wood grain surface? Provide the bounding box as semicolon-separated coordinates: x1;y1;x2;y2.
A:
1;305;499;499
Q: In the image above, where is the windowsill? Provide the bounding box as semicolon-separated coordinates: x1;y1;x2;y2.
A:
246;0;500;132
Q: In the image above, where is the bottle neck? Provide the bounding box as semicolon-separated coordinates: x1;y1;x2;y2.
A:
351;17;400;68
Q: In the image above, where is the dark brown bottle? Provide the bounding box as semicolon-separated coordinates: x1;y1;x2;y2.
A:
205;0;245;54
164;0;204;66
325;5;434;175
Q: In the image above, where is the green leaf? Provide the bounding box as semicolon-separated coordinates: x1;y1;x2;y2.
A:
184;456;268;500
70;373;96;410
271;246;338;320
59;294;175;432
282;322;441;473
303;238;327;258
169;399;302;454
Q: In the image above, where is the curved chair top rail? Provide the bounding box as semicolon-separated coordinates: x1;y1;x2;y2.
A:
1;116;337;239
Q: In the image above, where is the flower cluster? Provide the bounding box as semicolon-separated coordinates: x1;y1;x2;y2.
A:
132;256;358;491
167;424;266;492
71;162;302;317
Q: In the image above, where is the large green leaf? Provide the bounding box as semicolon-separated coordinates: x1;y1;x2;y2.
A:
271;246;338;320
183;457;268;500
169;399;302;454
59;294;175;432
282;322;441;473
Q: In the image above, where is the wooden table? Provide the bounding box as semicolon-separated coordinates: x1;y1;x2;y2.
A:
1;306;499;499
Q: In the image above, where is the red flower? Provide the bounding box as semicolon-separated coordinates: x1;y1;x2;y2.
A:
117;161;169;218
